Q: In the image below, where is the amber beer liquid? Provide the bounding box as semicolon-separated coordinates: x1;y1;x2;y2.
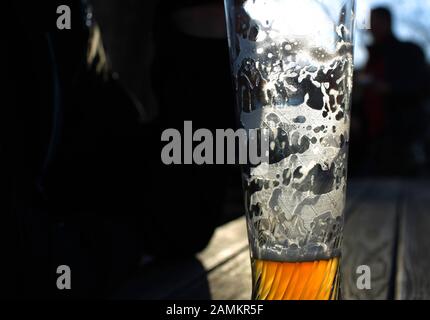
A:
251;257;340;300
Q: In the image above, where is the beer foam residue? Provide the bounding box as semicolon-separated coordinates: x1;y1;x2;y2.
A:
232;0;354;262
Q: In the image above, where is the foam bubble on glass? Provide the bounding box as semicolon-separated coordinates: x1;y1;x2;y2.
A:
227;0;355;262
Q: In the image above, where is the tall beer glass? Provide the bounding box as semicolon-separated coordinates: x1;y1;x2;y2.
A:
224;0;356;300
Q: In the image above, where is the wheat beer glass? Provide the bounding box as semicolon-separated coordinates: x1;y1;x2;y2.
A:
224;0;356;300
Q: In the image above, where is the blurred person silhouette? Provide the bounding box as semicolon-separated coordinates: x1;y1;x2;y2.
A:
358;7;428;176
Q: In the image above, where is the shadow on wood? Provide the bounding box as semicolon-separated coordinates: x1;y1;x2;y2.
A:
115;257;211;300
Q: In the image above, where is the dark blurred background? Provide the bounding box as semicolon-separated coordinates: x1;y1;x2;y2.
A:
5;0;240;299
3;0;430;299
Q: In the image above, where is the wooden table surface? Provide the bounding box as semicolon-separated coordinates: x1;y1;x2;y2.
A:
118;179;430;300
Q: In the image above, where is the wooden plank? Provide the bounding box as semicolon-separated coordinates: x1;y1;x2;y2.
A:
396;181;430;300
341;180;400;300
345;179;371;208
207;249;252;300
344;179;372;220
197;217;248;272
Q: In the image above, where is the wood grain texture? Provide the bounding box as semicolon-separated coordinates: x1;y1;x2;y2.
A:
396;182;430;300
341;180;400;300
197;217;249;272
344;179;372;220
207;249;252;300
179;218;251;300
